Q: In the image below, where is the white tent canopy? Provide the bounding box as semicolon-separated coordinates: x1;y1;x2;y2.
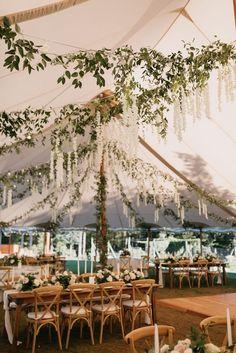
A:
0;0;236;228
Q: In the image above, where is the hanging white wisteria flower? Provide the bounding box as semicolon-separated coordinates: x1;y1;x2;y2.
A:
7;188;12;208
198;199;202;216
2;185;7;206
67;152;72;185
154;208;159;223
180;206;185;224
49;150;55;182
55;151;64;188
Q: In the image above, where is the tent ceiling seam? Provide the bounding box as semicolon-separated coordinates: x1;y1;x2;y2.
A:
152;0;191;49
138;136;236;220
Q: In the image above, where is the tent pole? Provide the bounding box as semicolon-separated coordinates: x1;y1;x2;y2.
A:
233;0;236;27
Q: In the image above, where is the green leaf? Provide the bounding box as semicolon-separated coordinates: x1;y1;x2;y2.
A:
65;70;71;79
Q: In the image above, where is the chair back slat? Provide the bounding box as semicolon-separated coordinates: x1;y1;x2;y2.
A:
124;325;176;353
131;279;155;307
68;283;97;315
99;281;124;313
0;266;11;288
200;315;236;347
33;285;62;320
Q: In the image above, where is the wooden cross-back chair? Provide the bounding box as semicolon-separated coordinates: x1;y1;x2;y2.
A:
92;281;125;344
79;272;97;283
200;315;236;347
120;256;131;270
173;260;191;289
0;266;12;289
61;283;97;348
122;279;155;332
208;260;223;286
26;285;63;353
124;325;176;353
191;259;209;288
24;256;39;266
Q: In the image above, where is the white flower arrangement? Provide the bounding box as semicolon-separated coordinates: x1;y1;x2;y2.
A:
148;339;221;353
49;270;77;289
4;253;21;266
15;272;44;292
95;268;119;284
119;269;144;284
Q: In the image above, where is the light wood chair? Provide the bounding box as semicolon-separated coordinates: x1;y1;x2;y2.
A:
120;256;131;270
124;324;175;353
191;259;209;288
173;260;191;289
122;279;155;332
141;256;150;278
61;283;97;348
54;256;66;272
0;266;12;289
26;285;63;353
208;260;223;286
92;281;125;344
200;315;236;347
79;272;97;283
24;256;39;266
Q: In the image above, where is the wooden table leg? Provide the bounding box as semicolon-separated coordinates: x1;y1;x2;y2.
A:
152;286;158;323
169;267;173;289
155;263;159;284
222;264;227;285
11;303;22;353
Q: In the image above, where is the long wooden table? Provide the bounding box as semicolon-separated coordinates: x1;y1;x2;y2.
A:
156;292;236;318
155;261;227;289
7;283;159;352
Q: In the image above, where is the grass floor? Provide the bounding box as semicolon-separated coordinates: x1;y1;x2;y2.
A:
1;280;236;353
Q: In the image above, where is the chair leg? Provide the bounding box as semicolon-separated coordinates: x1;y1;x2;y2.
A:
32;324;37;353
99;314;105;344
89;321;94;345
56;320;62;351
65;319;71;349
119;313;125;339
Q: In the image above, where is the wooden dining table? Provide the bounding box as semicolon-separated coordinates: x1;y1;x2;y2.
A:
7;283;159;352
155;261;227;289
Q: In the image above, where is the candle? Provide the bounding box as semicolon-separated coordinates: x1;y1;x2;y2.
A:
11;268;14;284
154;324;160;353
140;259;143;273
226;307;233;346
77;258;80;276
84;256;87;274
90;257;94;274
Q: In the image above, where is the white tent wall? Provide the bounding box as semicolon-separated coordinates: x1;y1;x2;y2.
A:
0;0;236;227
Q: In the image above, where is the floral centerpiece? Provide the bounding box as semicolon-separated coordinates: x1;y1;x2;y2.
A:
193;255;206;262
176;256;190;262
120;249;131;257
162;254;176;263
4;253;21;266
15;272;44;291
146;327;222;353
119;269;144;284
205;253;218;262
95;268;119;284
49;271;77;289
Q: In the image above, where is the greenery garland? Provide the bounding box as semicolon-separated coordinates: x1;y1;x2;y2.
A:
1;17;235;233
1;18;236;138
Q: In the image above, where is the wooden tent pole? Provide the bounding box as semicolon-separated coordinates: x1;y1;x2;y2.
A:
233;0;236;27
139;136;236;220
